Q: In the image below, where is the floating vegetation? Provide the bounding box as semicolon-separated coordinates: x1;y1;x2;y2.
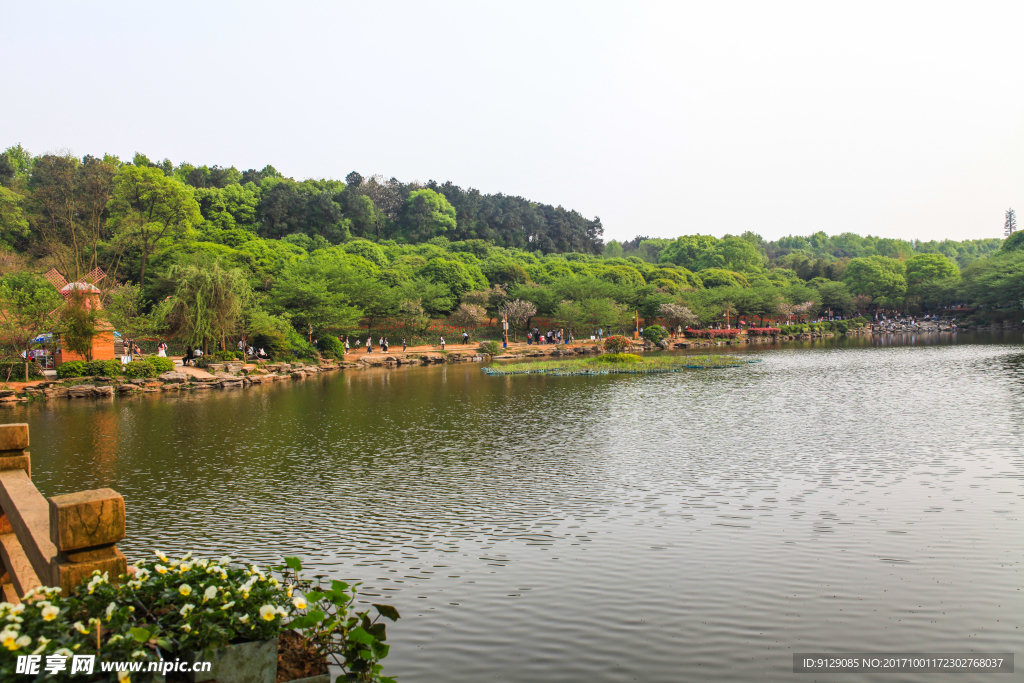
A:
482;354;760;376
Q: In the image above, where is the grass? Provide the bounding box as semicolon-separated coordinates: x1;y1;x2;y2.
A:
482;354;758;376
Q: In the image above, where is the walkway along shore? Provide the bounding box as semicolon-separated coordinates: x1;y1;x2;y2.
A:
0;322;959;404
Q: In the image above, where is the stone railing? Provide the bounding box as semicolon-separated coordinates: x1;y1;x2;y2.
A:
0;423;126;602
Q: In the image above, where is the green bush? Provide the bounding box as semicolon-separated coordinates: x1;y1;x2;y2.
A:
642;324;667;344
0;362;44;380
479;340;502;355
144;355;175;373
594;353;643;364
123;360;158;378
56;360;88;378
318;335;344;359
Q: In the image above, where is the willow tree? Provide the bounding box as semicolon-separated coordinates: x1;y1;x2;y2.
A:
161;259;252;354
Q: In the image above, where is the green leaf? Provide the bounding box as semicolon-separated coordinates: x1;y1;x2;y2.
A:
284;556;303;571
331;580;350;592
373;604;401;622
128;627;151;643
348;626;375;645
304;591;326;602
367;622;386;641
286;610;325;630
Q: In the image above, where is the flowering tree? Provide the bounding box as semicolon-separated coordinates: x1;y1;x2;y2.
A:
658;303;698;335
793;300;817;322
449;303;486;331
498;299;536;341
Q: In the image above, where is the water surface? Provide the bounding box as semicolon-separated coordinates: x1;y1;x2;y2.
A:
12;333;1023;682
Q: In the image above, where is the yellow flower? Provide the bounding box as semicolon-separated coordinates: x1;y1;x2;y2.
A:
1;629;18;650
179;584;192;597
154;550;168;561
41;605;60;621
258;605;277;621
292;596;307;610
74;621;90;635
154;565;168;575
117;670;131;682
179;562;192;573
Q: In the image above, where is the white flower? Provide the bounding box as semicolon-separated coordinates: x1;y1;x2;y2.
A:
55;647;74;657
179;604;195;617
1;629;18;650
181;623;191;633
74;621;90;635
155;550;168;561
179;584;192;597
9;604;24;615
132;649;147;658
203;586;218;602
135;568;150;581
117;670;131;681
178;562;192;573
41;605;60;621
14;635;30;649
276;606;289;617
219;555;232;565
154;564;168;575
258;605;278;621
169;559;180;568
105;602;117;620
220;601;235;611
292;596;307;610
196;559;209;569
180;552;193;561
238;614;249;624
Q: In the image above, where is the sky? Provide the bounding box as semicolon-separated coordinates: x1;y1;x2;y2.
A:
3;1;1022;244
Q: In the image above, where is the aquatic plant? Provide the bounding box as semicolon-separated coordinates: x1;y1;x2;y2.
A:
484;354;757;376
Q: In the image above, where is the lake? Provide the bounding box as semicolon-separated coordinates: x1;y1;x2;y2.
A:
12;331;1024;682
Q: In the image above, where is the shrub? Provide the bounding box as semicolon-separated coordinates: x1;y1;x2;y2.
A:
0;362;44;380
123;360;158;378
144;355;175;373
318;335;344;359
642;324;667;344
594;353;643;364
684;329;741;339
746;327;781;336
603;335;632;352
56;360;87;378
479;340;502;355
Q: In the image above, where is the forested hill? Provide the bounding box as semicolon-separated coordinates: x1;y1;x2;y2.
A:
0;146;603;256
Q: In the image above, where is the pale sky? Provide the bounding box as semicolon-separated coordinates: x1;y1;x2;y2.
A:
3;1;1022;244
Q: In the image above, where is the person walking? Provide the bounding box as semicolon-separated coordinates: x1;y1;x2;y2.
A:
402;338;407;352
157;341;167;357
344;337;349;355
462;330;469;345
382;338;389;352
366;336;373;353
440;336;446;350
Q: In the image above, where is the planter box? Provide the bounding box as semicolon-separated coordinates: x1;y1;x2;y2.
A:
187;638;277;683
182;638;329;683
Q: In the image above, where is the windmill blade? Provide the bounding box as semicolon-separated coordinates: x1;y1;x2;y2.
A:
43;268;68;290
83;267;107;285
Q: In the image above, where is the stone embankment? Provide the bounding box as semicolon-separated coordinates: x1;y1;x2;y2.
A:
11;361;344;403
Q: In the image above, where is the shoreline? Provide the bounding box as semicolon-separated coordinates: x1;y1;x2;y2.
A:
4;325;1016;404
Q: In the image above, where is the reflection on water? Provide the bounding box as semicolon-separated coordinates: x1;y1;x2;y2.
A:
11;333;1024;683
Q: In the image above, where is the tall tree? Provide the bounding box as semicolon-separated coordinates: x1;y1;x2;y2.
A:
107;165;203;283
160;258;252;353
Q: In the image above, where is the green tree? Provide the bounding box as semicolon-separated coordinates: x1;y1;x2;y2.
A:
0;272;62;381
105;282;159;359
268;255;364;340
59;289;101;362
0;186;29;246
842;256;906;304
398;189;457;242
905;253;959;294
658;234;720;270
160;258;253;353
107;165;203;283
